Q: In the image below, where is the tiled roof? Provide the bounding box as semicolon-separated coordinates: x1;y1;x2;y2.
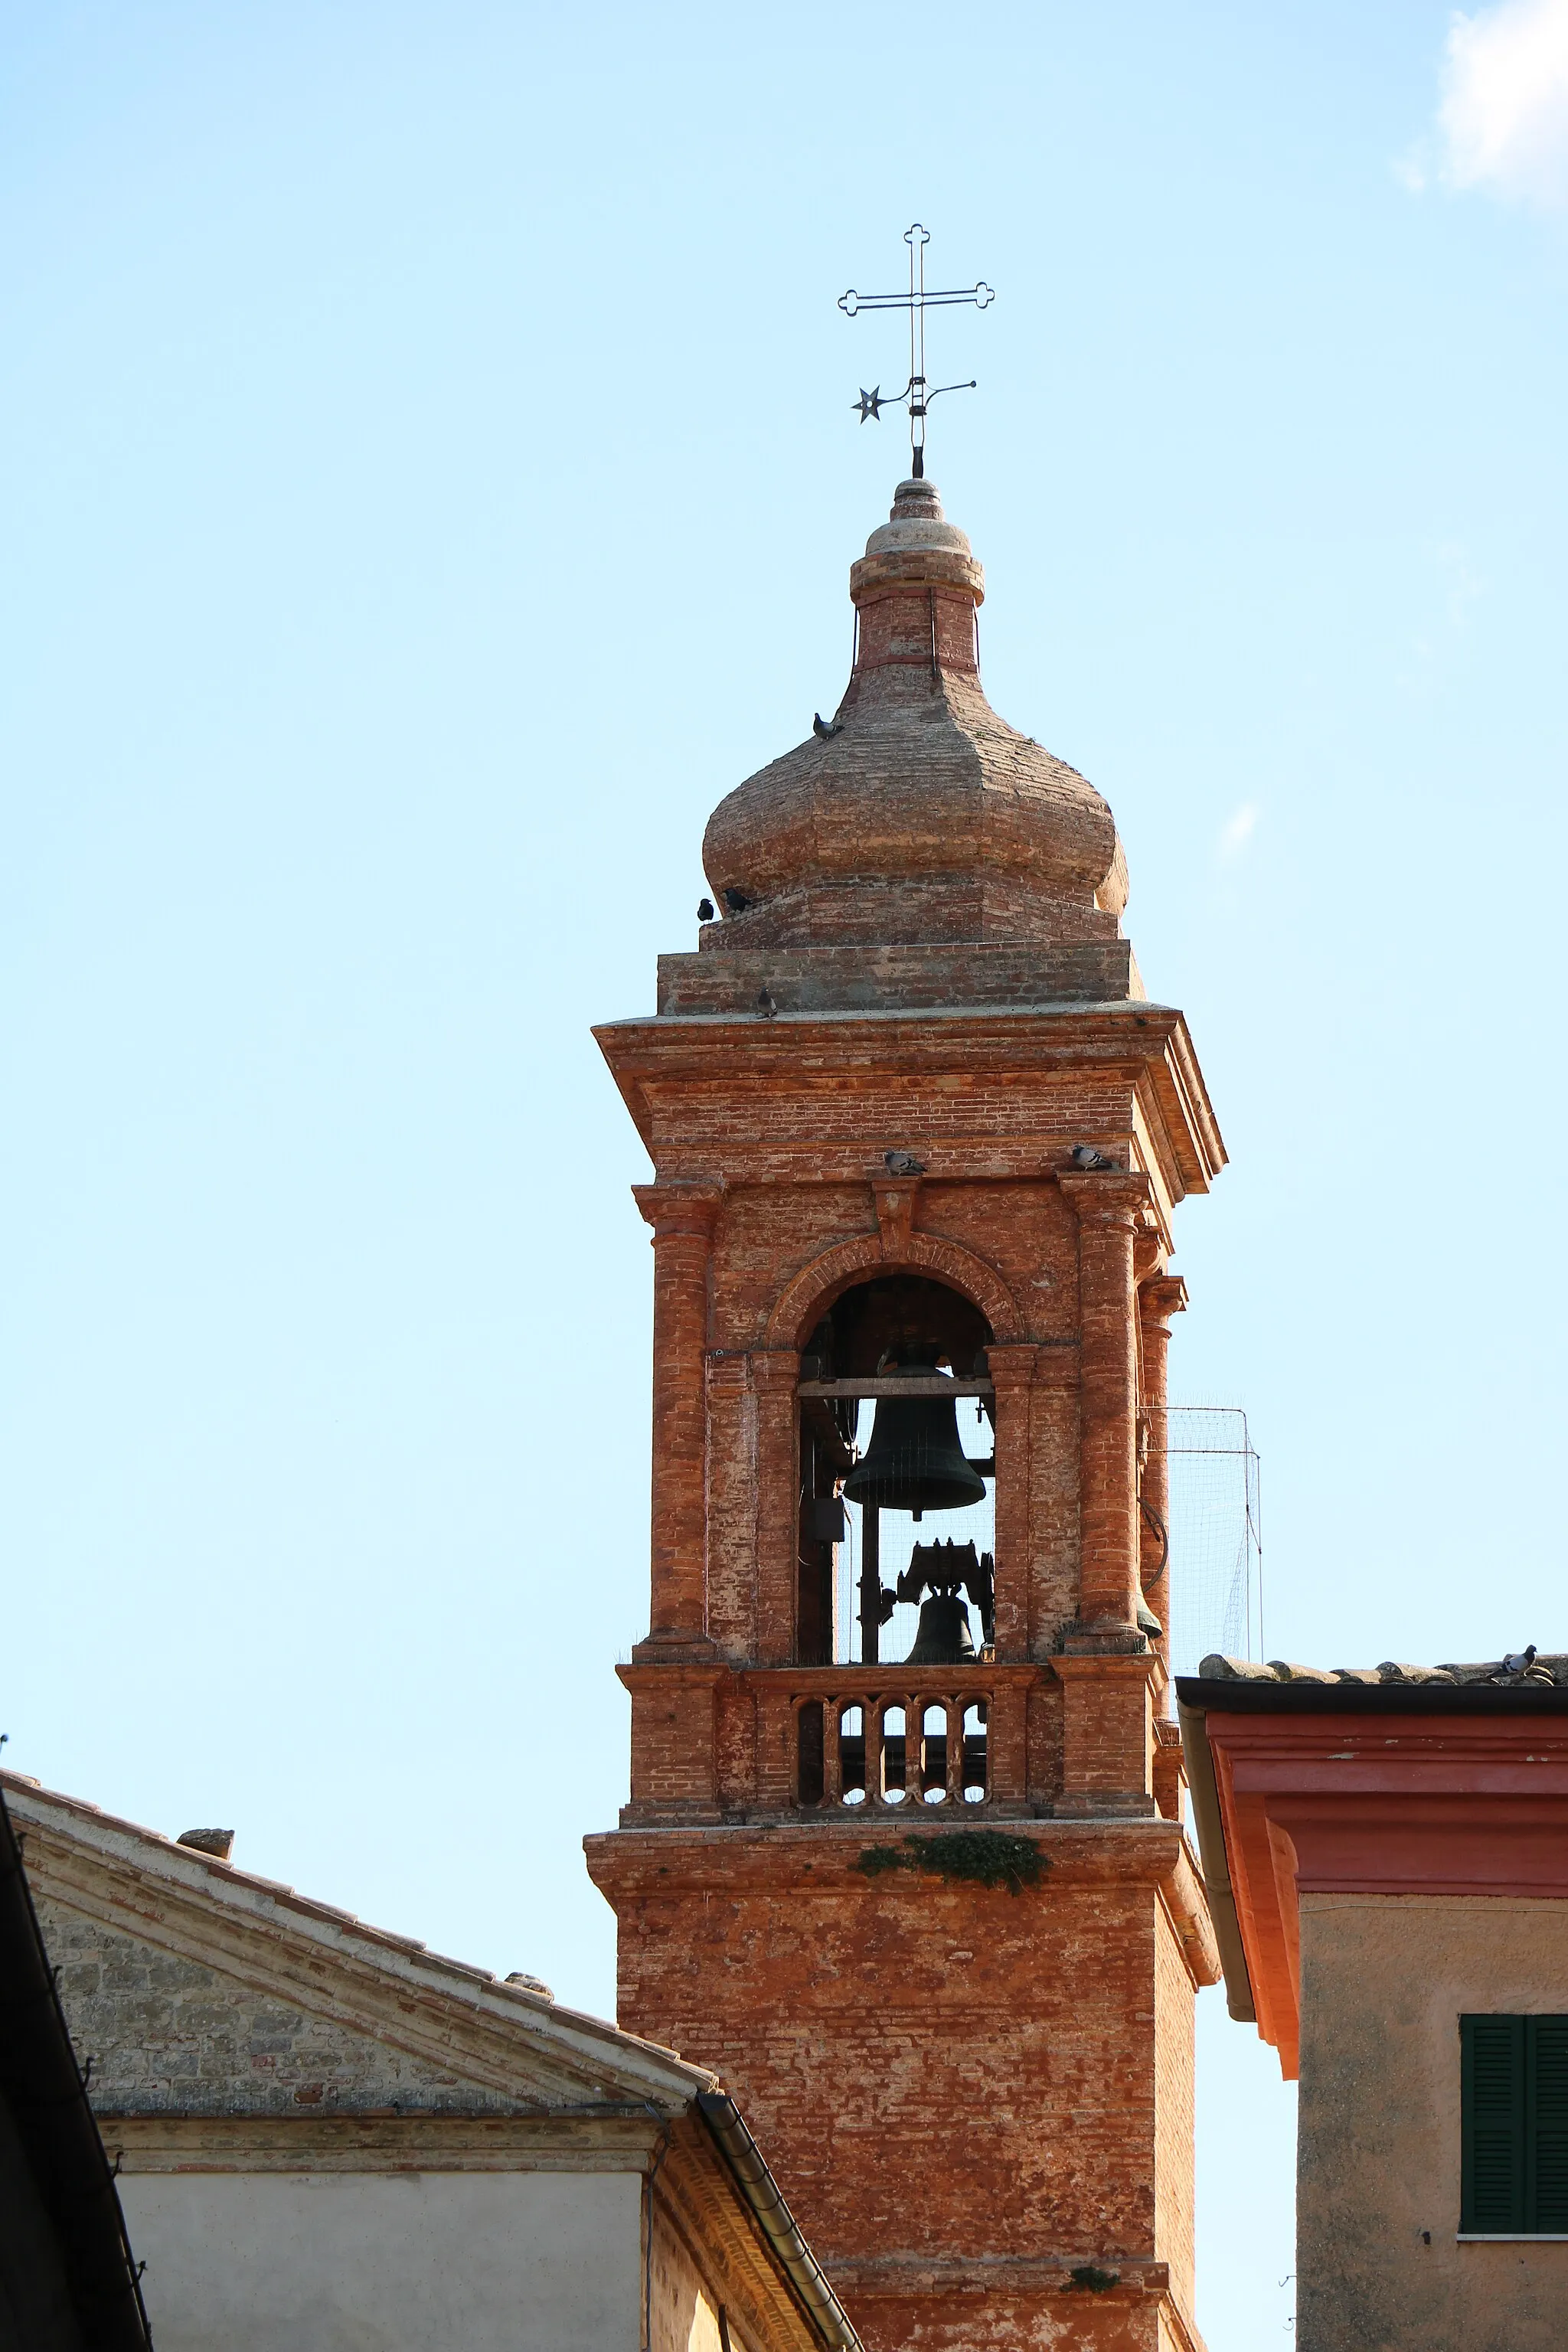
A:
1197;1648;1563;1688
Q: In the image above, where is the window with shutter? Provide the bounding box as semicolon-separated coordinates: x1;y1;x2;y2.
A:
1461;2015;1568;2235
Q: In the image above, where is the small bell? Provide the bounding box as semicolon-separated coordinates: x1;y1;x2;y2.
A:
905;1590;977;1666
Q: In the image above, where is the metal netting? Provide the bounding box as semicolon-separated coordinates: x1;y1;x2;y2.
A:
831;1397;1261;1672
1155;1405;1263;1675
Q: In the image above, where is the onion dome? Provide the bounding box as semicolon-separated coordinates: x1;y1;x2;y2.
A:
701;480;1129;952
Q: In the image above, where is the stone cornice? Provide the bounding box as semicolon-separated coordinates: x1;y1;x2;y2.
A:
594;1002;1223;1205
5;1774;710;2115
1189;1707;1568;2080
105;2113;664;2173
584;1815;1218;1990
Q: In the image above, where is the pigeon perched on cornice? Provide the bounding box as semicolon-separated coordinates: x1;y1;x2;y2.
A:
1070;1144;1119;1171
884;1149;926;1177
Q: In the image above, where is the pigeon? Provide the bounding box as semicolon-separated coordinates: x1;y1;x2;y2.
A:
813;713;844;740
697;896;715;923
884;1148;927;1177
1504;1645;1539;1674
1070;1144;1119;1171
756;988;777;1019
724;887;753;913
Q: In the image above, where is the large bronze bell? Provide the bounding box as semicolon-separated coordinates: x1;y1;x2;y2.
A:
841;1367;988;1521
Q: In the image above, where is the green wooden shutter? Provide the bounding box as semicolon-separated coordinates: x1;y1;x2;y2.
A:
1463;2015;1526;2232
1462;2016;1568;2233
1533;2018;1568;2232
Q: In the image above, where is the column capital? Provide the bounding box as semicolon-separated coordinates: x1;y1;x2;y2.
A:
632;1181;724;1241
985;1342;1040;1390
1139;1274;1189;1329
1057;1168;1152;1231
750;1348;802;1393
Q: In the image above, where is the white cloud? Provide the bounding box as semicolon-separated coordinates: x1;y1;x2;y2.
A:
1439;0;1568;210
1217;804;1259;863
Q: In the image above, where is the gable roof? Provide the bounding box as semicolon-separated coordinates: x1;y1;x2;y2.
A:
2;1771;710;2117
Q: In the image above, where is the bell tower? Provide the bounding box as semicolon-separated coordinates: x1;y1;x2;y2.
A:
586;477;1225;2352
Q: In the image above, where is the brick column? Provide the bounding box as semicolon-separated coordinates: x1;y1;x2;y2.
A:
1058;1170;1148;1638
986;1344;1037;1661
751;1348;801;1667
632;1183;722;1656
1138;1274;1187;1679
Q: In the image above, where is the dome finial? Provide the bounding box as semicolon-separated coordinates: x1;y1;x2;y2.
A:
838;224;995;479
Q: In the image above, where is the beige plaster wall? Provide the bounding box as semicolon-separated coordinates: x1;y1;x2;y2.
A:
119;2169;642;2350
650;2194;730;2352
1296;1893;1568;2352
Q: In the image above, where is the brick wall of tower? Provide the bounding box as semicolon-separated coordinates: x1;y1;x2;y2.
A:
593;475;1225;2350
588;1826;1213;2352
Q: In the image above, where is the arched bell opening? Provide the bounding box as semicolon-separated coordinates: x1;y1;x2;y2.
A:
838;1704;867;1804
920;1703;949;1804
961;1702;988;1804
796;1700;825;1807
879;1704;908;1804
797;1273;996;1667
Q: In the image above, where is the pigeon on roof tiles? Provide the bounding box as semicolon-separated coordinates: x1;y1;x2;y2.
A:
813;713;844;740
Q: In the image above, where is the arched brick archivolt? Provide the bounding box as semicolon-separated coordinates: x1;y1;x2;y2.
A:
763;1229;1023;1351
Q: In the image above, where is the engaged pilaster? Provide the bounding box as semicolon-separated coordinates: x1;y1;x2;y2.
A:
1138;1272;1187;1677
632;1182;722;1657
1058;1168;1149;1639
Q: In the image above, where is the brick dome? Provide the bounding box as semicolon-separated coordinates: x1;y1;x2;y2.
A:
701;479;1129;952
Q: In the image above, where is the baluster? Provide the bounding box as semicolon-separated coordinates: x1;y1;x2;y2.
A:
871;1697;888;1807
946;1696;964;1804
909;1692;923;1808
825;1696;843;1808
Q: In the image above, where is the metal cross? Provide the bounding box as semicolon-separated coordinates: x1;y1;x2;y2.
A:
839;225;995;479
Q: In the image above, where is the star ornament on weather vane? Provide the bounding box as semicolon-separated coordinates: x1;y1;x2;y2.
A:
840;224;994;479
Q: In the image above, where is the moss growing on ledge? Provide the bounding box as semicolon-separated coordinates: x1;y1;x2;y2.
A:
854;1830;1048;1896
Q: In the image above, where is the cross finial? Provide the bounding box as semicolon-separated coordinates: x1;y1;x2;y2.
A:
838;224;995;478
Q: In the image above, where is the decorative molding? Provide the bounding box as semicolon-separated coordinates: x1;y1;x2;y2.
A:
763;1230;1021;1350
871;1179;918;1256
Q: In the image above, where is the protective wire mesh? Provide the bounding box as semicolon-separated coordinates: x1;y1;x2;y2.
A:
1155;1406;1263;1676
831;1397;1259;1672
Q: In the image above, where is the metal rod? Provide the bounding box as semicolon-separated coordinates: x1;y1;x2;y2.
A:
800;1377;995;1398
861;1505;880;1667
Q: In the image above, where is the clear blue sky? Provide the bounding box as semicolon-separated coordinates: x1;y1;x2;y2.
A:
4;5;1566;2343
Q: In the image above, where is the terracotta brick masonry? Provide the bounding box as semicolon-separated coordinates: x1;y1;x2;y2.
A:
587;477;1227;2352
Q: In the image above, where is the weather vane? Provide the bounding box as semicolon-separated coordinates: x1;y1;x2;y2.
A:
839;224;995;479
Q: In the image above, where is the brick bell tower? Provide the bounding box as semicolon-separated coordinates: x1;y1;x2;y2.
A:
586;475;1226;2352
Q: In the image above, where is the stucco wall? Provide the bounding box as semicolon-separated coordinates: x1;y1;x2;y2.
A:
1297;1892;1568;2352
119;2169;642;2351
